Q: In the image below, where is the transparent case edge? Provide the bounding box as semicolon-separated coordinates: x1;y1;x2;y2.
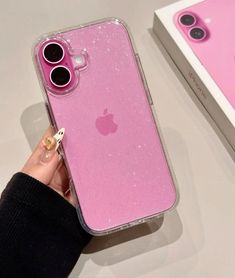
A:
32;17;179;236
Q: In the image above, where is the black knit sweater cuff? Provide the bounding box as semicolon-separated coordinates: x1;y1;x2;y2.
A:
1;172;91;242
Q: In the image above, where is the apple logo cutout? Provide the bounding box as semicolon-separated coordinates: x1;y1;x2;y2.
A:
95;108;118;136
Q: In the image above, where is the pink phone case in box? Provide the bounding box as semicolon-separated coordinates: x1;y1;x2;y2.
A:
174;0;235;110
33;18;177;235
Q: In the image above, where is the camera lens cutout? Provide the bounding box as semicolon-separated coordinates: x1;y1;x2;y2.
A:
43;42;64;64
50;66;71;87
189;27;206;40
180;14;196;26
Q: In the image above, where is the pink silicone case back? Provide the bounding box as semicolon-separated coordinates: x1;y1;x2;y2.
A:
34;19;176;234
174;0;235;110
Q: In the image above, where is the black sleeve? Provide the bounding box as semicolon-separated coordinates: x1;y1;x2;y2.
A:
0;172;91;278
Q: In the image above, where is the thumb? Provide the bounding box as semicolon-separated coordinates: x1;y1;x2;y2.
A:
21;127;63;185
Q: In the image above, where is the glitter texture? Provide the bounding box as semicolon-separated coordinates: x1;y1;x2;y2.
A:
34;19;176;234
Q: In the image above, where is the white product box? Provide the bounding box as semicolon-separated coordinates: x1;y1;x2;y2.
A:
153;0;235;150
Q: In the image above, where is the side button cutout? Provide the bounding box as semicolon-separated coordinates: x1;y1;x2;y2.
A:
135;54;153;105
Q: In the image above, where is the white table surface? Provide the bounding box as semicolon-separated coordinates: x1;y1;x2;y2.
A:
1;0;235;277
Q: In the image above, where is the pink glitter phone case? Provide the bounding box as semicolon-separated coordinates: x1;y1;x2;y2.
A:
34;18;177;235
175;0;235;109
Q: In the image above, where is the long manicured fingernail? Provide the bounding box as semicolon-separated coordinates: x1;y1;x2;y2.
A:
40;128;65;163
53;128;65;150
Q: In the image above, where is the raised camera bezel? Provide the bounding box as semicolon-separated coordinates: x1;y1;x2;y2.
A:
179;13;197;27
42;42;65;64
189;26;207;41
177;12;209;42
49;65;72;88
